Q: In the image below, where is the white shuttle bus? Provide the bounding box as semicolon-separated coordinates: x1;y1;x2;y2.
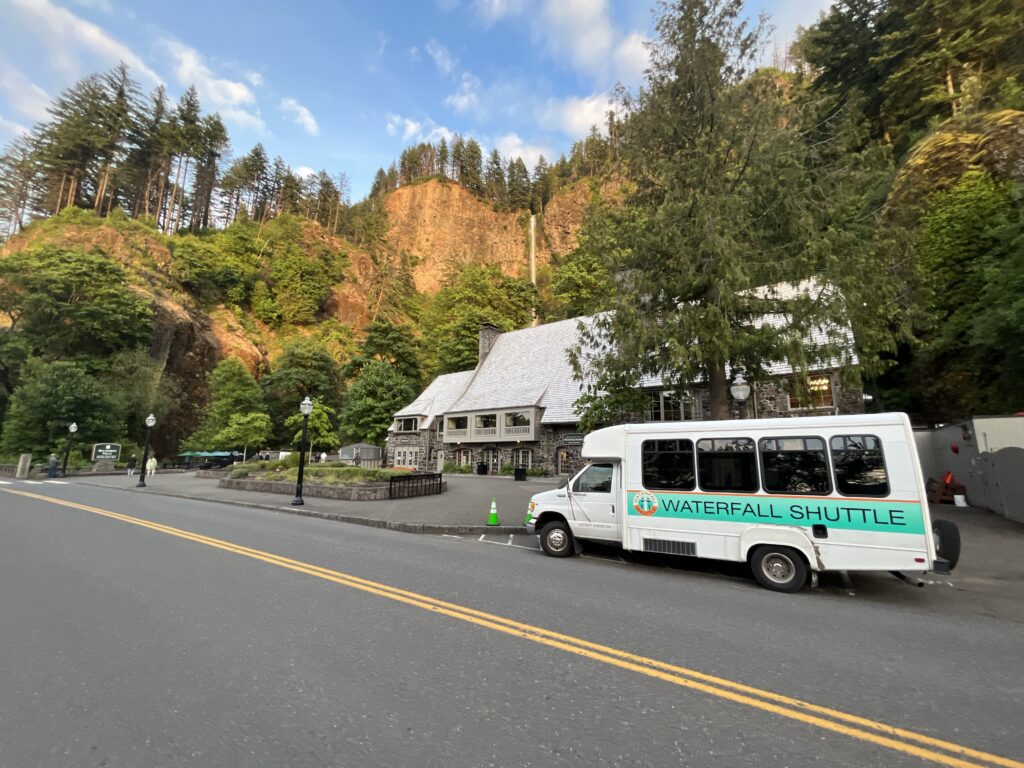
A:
526;413;959;592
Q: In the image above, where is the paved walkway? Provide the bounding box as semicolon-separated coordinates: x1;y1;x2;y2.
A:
73;471;555;533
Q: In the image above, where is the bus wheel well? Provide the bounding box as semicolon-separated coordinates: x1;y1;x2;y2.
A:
534;511;568;531
744;542;812;570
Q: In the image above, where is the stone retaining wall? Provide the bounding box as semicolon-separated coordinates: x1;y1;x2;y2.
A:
219;477;391;501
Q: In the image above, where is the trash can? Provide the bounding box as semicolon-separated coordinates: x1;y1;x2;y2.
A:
513;466;527;481
476;462;488;476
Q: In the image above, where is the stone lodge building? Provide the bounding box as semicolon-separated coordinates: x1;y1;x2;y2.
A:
387;309;865;475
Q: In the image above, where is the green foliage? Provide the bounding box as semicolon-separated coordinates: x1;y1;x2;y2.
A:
421;265;537;375
550;244;614;320
250;280;281;325
0;245;153;361
169;234;257;304
443;461;472;473
897;171;1024;416
344;319;421;387
1;358;123;454
285;399;341;456
186;357;265;449
338;360;418;446
261;339;344;442
263;215;343;325
262;464;400;485
213;411;273;461
575;1;898;422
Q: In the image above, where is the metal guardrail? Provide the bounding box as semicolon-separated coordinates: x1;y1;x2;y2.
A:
389;472;443;500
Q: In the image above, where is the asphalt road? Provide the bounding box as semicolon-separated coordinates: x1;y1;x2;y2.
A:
1;481;1022;768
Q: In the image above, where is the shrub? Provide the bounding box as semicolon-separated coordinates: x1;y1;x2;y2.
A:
498;463;515;475
526;467;548;477
443;462;471;473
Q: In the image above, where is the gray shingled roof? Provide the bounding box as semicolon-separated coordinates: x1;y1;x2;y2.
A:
393;369;474;429
397;280;858;428
446;317;590;424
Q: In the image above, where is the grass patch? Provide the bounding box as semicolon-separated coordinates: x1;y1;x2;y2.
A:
248;464;407;486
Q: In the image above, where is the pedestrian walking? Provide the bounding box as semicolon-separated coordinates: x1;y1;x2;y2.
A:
319;451;328;464
47;453;59;478
127;454;137;478
146;455;158;477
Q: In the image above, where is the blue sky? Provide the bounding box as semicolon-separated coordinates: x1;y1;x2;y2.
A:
0;0;831;200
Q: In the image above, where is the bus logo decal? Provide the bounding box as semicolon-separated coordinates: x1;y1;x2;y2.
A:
633;490;659;516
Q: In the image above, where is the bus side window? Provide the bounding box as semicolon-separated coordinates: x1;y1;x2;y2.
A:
830;435;889;497
697;438;758;493
642;439;696;491
759;437;830;495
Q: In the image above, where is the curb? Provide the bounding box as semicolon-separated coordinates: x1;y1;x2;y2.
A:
87;484;528;536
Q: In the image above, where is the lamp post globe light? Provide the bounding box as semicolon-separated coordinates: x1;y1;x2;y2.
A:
61;422;78;477
137;412;156;488
292;396;313;506
730;371;751;420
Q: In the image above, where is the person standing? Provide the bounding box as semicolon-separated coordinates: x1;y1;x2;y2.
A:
319;451;328;464
146;455;157;478
127;454;137;478
47;453;59;478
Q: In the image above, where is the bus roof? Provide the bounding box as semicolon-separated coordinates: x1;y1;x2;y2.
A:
581;412;911;460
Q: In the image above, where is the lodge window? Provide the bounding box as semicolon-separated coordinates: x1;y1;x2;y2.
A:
475;414;497;429
505;412;531;427
512;448;532;468
697;438;758;493
572;463;613;494
455;448;472;466
648;391;700;421
788;375;834;410
447;416;468;430
641;439;696;491
830;435;889;497
395;417;418;432
759;437;830;495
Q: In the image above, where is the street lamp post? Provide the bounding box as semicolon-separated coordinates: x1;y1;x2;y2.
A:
730;370;751;420
292;396;313;506
61;422;78;477
136;413;156;488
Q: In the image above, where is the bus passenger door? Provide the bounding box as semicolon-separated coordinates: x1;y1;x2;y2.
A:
569;462;619;541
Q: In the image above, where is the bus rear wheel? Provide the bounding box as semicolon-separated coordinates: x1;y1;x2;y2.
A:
750;545;809;593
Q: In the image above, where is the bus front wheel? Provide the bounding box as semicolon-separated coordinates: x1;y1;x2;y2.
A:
540;521;575;558
750;545;809;593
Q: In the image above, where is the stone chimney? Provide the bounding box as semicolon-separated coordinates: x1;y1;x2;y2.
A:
478;323;501;366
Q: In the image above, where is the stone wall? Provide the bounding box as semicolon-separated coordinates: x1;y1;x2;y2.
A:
219;477;392;501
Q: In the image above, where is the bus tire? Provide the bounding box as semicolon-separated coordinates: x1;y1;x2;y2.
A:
750;545;809;593
540;521;575;558
932;519;961;571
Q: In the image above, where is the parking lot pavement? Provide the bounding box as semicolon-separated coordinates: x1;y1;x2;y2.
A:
71;471;557;531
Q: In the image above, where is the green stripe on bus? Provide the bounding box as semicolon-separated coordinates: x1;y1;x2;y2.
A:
627;491;925;535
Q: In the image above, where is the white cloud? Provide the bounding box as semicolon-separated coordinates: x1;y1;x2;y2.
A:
613;31;650;85
279;97;319;136
425;39;458;75
219;107;267;133
294;166;316;179
368;31;389;73
539;0;614;78
494;132;552;170
436;0;460;10
0;113;31;139
539;93;613;139
9;0;160;83
444;71;482;114
407;46;420;61
246;70;264;87
0;64;51;121
71;0;114;12
161;38;254;107
471;0;524;25
385;112;453;144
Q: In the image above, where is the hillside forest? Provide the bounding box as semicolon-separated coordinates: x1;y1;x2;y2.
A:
0;0;1022;462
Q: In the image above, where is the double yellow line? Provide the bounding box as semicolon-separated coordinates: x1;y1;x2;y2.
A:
6;488;1021;768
